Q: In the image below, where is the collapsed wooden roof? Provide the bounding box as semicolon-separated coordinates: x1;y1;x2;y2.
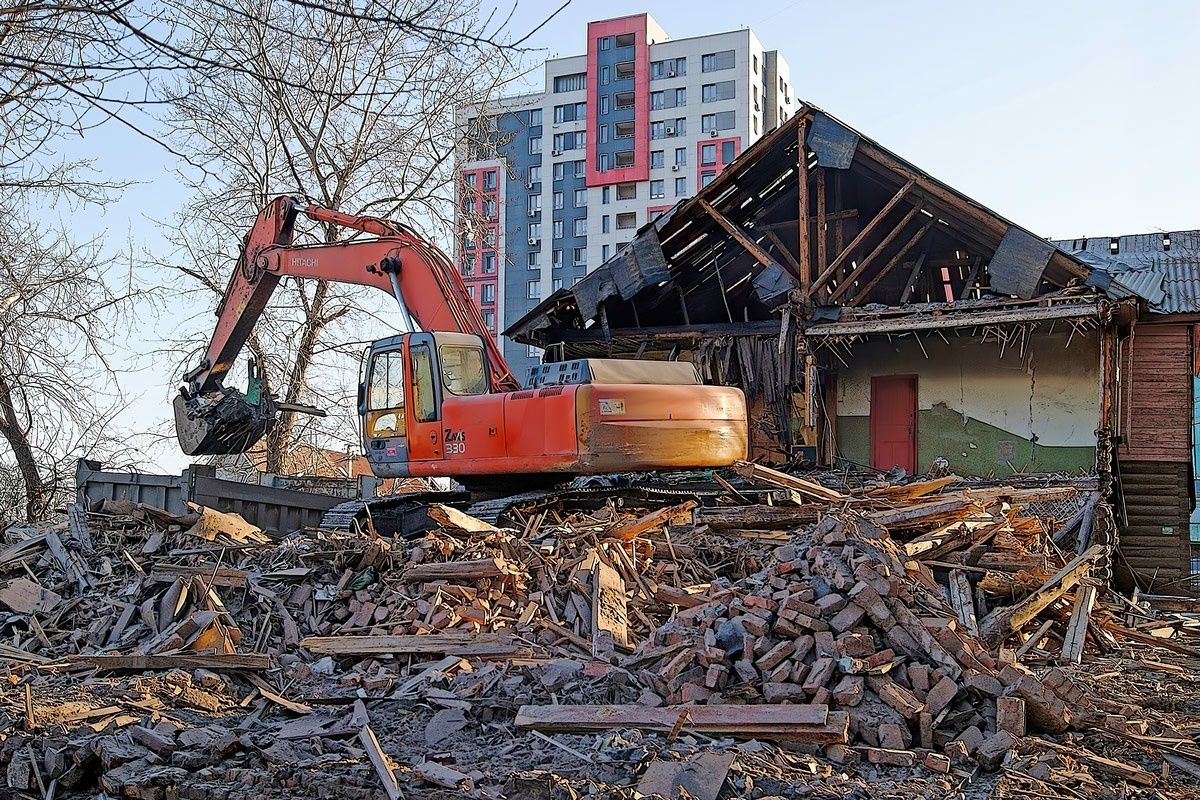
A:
507;102;1097;352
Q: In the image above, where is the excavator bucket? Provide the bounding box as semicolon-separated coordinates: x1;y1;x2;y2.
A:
174;389;273;456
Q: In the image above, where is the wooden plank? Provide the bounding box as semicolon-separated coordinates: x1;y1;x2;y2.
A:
814;166;827;281
808;179;915;296
359;725;403;800
591;560;629;651
301;633;530;658
898;253;928;304
427;504;499;535
0;578;62;614
637;751;734;800
978;545;1103;647
732;460;844;501
849;218;935;306
796;120;812;290
184;503;270;545
401;557;511;583
948;570;978;637
606;501;697;541
868;499;973;529
1061;584;1097;663
515;704;846;743
71;653;269;671
694;505;821;531
149;565;249;588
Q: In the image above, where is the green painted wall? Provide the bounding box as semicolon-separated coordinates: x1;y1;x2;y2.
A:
834;329;1099;477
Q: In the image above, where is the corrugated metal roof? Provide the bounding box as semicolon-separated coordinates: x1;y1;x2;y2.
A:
1055;230;1200;314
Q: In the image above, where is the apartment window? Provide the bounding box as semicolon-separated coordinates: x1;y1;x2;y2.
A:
553;220;563;239
529;222;541;240
529;136;542;154
674;117;687;135
650;150;664;169
574;188;587;206
602;187;610;204
529;108;542;125
482;198;496;218
616;182;637;200
553;133;569;151
599;124;608;144
615;61;634;81
602;244;610;260
461;255;474;275
614;121;634;139
615;91;635;109
602;215;610;233
675;177;687;196
482;170;497;189
701;171;717;188
702;80;736;102
701;50;735;72
528;165;541;183
752;54;758;74
528;251;540;267
552;278;563;291
753;116;759;134
550;191;562;210
482;252;496;272
615;150;634;168
675;147;687;166
483;228;496;247
599;153;610;171
482;283;495;303
553;249;563;268
701;143;717;166
574;130;586;148
527;281;540;300
553;72;586;92
553;101;586;123
553;162;565;180
483;310;495;328
616;212;636;230
650;180;665;199
721;141;736;163
466;285;475;299
573;218;587;236
674;88;686;106
599;36;612;51
573;246;586;265
574;160;586;178
650;91;665;110
600;65;610;85
600;95;610;114
463;232;475;250
528;194;541;213
701;111;736;132
615;32;635;47
650;57;686;79
650;120;666;140
464;172;477;187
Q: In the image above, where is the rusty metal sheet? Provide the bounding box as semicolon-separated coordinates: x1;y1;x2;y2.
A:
806;112;859;169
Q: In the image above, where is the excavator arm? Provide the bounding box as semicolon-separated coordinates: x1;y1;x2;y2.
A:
176;195;517;455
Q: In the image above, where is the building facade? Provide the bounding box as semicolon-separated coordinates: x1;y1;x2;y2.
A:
456;13;796;381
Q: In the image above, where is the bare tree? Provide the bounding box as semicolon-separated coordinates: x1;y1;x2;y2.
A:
0;210;146;520
157;0;524;473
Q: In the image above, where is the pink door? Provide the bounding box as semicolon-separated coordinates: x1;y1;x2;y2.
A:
870;375;917;474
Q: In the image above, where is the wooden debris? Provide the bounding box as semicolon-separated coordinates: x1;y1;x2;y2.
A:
636;751;734;800
358;725;403;800
606;501;697;541
70;653;269;671
0;578;61;614
1061;584;1098;663
515;704;848;743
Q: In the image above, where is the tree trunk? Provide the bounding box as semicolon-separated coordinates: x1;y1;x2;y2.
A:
0;368;52;520
262;279;331;474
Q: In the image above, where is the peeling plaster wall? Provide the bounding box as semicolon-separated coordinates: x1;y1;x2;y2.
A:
834;329;1099;476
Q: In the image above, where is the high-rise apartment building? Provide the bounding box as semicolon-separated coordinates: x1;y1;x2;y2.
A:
457;13;796;380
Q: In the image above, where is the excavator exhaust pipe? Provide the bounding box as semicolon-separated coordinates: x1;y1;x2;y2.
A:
174;388;273;456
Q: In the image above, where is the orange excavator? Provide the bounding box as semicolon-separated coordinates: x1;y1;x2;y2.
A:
175;196;748;495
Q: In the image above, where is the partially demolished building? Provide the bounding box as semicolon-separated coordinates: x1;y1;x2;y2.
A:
508;103;1195;589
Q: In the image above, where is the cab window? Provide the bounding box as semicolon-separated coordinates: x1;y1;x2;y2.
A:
410;343;438;422
366;350;404;438
439;345;487;396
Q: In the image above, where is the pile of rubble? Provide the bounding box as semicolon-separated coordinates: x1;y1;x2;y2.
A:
0;462;1197;799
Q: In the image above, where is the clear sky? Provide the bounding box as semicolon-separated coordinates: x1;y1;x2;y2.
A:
64;0;1200;473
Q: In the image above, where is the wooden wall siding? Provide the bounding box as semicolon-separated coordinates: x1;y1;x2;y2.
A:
1116;460;1192;588
1121;324;1192;463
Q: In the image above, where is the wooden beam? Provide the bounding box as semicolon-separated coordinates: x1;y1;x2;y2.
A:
962;256;983;300
607;501;698;541
764;229;802;275
1061;583;1097;663
71;653;270;671
697;199;777;272
898;253;928;304
827;204;923;302
978;545;1103;646
849;218;936;307
808;179;915;297
301;633;530;658
815;167;827;278
796;120;812;291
